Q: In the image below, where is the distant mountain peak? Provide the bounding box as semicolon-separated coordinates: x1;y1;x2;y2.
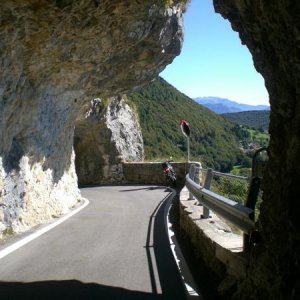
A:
194;96;269;114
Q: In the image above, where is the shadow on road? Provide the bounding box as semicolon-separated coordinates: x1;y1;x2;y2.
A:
0;280;164;300
145;192;188;300
119;186;167;192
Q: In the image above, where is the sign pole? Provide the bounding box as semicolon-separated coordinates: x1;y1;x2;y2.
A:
187;137;190;162
180;119;191;163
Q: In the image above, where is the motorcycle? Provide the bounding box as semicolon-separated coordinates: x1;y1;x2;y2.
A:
162;160;177;187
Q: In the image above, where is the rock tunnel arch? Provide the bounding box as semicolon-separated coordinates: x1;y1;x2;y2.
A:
74;1;300;298
76;2;300;299
0;1;299;299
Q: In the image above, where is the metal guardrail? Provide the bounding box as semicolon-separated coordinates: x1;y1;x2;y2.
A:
186;148;268;251
186;166;255;234
211;169;248;181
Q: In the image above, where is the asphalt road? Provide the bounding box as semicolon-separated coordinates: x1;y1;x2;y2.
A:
0;185;188;300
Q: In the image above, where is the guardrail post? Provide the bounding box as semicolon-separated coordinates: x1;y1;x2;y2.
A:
188;164;196;200
185;166;255;232
243;176;261;252
194;166;200;185
201;168;213;218
243;148;267;252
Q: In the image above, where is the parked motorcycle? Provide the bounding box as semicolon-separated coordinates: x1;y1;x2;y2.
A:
162;160;177;187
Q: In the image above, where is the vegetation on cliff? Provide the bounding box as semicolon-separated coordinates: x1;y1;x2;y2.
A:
127;77;250;171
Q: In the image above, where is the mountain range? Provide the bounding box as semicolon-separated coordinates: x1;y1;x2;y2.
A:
194;96;270;114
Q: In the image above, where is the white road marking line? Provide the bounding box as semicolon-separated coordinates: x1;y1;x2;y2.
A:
0;198;89;260
164;189;203;300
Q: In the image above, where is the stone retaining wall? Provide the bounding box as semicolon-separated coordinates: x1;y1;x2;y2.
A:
122;161;191;186
179;187;248;297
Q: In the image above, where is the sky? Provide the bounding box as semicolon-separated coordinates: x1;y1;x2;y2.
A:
160;0;270;106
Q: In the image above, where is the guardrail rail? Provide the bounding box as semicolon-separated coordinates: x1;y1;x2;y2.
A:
186;148;268;251
186;166;255;234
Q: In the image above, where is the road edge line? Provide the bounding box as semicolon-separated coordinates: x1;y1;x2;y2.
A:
164;188;202;300
0;197;90;260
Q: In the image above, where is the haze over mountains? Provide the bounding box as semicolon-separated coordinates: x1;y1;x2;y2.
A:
194;96;270;114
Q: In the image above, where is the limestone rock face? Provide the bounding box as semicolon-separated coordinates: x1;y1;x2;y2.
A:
0;0;185;235
74;96;144;185
106;97;144;163
213;1;300;299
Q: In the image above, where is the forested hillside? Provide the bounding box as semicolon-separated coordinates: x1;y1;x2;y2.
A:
127;77;250;171
222;110;270;131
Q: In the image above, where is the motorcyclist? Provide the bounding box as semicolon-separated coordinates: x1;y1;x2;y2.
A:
162;157;176;187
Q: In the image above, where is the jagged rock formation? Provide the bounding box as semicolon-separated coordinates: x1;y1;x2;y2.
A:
0;0;185;235
74;96;144;185
213;1;300;299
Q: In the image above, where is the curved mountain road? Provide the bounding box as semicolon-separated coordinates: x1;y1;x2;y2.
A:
0;185;189;300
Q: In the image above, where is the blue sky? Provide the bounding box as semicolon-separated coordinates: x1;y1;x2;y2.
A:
160;0;269;105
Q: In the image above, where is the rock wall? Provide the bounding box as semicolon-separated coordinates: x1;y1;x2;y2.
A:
0;0;186;236
74;96;144;185
213;1;300;299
